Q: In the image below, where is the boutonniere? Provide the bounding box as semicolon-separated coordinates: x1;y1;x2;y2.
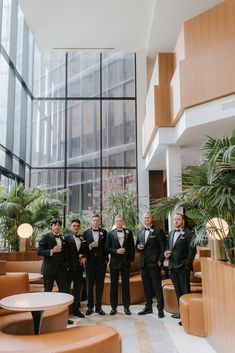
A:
61;235;65;241
80;236;84;241
125;230;129;234
150;229;154;233
99;231;103;236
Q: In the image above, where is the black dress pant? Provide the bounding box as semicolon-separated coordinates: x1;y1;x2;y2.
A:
170;266;191;301
68;269;83;313
140;265;164;311
110;265;131;309
43;268;68;293
85;263;106;310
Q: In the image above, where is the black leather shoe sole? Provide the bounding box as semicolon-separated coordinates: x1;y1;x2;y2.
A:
138;309;153;315
86;309;94;316
171;313;180;319
74;311;85;318
67;319;74;325
110;309;117;316
124;309;131;315
96;309;105;315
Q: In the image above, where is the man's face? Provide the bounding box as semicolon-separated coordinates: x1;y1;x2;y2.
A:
91;217;100;229
115;217;123;229
51;222;61;234
173;214;184;229
144;214;153;227
71;222;80;234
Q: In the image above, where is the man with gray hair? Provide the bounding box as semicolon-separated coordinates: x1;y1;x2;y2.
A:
105;215;135;316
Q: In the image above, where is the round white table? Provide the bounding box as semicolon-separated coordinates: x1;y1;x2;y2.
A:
0;292;73;335
6;272;43;282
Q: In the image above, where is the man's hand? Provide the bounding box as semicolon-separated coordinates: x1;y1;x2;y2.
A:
117;247;125;254
89;241;98;249
51;245;61;254
164;250;172;259
137;244;144;251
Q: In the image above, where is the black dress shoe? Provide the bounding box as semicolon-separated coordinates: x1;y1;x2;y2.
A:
171;313;180;319
110;308;117;316
95;308;105;315
86;308;94;316
158;311;164;318
138;308;153;315
124;308;131;315
67;319;74;325
178;321;182;326
74;309;85;318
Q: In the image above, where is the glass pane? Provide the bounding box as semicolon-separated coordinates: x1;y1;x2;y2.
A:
67;100;100;167
16;4;24;75
30;169;64;191
1;0;12;56
26;95;32;164
102;169;136;194
67;169;100;215
67;52;100;97
31;100;65;167
102;100;136;167
33;48;65;97
27;31;34;92
0;54;9;146
13;78;21;155
102;52;135;97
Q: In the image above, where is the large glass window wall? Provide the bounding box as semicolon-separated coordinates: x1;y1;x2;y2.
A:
0;0;137;221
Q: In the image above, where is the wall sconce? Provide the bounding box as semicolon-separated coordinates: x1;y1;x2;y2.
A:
17;223;33;252
205;217;229;240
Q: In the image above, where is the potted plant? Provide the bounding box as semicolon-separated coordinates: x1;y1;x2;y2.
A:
151;130;235;263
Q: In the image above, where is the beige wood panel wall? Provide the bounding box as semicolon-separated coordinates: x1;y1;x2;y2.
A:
143;0;235;156
184;0;235;57
142;53;174;157
201;258;235;353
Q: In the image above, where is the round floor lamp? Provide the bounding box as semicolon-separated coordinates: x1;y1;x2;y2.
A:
17;223;33;252
205;217;229;261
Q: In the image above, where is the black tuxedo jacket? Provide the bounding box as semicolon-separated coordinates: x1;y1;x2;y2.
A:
166;227;196;270
66;233;88;272
38;232;68;275
83;228;108;269
136;226;166;268
105;228;135;270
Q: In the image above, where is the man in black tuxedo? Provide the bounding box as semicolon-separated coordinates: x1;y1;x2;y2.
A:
66;219;87;318
105;215;135;316
164;213;196;321
83;214;108;316
38;218;69;293
136;212;166;318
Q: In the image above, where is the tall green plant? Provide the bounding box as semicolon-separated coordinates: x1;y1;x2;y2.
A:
151;130;235;263
102;191;139;233
0;182;65;250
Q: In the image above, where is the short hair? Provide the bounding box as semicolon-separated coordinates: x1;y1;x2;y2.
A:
71;218;81;225
92;214;100;219
50;218;62;226
174;213;185;221
144;212;153;218
115;215;123;221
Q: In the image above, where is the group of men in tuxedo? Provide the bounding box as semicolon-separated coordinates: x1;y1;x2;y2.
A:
38;211;196;322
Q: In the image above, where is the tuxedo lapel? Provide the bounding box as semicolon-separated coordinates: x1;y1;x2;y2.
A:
113;229;119;244
169;231;174;250
140;228;145;244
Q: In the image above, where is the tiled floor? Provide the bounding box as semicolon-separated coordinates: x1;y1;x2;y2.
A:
68;303;218;353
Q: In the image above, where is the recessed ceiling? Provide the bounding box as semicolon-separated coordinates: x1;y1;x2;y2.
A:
19;0;223;54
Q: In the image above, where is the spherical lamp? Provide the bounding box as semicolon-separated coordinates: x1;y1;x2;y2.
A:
17;223;33;251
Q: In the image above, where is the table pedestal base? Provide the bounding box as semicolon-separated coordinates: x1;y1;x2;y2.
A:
31;311;43;335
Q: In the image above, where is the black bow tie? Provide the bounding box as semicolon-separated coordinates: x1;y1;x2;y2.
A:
54;235;60;238
92;229;99;232
145;228;150;231
174;228;181;232
74;234;80;238
117;229;123;232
